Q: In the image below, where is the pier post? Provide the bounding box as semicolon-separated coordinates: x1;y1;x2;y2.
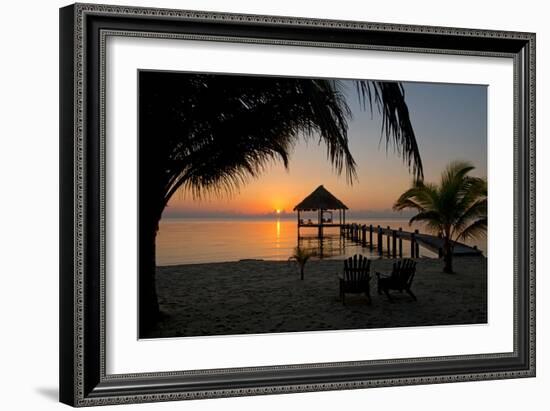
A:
414;229;420;258
297;210;300;242
318;209;323;240
392;230;397;258
398;227;403;258
361;225;367;247
377;226;382;255
386;226;391;257
411;232;416;258
369;225;373;250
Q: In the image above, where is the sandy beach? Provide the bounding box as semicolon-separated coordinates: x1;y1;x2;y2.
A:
145;256;487;338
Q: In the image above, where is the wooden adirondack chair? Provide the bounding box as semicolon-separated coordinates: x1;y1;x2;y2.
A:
376;259;417;302
339;255;371;305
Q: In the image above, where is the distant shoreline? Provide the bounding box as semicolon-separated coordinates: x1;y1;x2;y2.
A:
161;214;417;220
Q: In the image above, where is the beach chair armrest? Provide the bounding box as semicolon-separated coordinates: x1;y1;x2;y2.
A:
375;272;389;279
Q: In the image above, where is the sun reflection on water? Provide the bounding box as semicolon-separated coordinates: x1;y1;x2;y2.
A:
275;219;281;247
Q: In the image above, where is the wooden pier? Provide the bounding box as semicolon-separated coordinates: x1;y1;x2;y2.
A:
293;186;482;259
340;223;482;258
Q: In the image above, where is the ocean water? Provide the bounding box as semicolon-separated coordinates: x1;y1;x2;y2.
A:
156;217;487;265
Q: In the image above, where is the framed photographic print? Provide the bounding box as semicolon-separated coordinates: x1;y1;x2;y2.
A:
59;3;536;407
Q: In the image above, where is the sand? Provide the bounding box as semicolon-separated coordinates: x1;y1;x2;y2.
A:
145;256;487;338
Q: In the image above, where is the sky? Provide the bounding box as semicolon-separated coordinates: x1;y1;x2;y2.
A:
163;79;487;219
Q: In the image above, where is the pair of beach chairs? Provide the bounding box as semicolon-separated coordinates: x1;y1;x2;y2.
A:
338;255;417;305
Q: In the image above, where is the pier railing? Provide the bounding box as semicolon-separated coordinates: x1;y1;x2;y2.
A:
340;223;481;258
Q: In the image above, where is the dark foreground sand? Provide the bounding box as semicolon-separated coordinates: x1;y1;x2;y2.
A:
145;257;487;338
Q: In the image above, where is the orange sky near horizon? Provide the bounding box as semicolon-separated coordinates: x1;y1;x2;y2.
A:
165;149;414;216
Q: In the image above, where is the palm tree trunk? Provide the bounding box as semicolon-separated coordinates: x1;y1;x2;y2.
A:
137;117;164;336
443;237;454;274
138;217;161;336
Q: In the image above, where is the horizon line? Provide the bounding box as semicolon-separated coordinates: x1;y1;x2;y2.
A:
162;210;416;219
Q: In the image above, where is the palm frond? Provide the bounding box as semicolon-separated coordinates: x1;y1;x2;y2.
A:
288;246;313;265
356;81;424;180
456;217;487;242
451;197;487;240
440;161;475;188
395;160;487;252
409;210;443;226
393;181;439;212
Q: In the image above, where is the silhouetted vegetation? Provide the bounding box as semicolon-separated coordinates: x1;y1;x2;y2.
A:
394;161;487;273
289;246;314;280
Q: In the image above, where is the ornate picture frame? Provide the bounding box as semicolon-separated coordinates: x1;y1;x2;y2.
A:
59;3;535;406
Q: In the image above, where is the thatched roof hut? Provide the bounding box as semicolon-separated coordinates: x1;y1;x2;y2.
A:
293;185;348;211
293;185;348;234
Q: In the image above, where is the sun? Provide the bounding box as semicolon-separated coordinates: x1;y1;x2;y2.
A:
275;209;281;214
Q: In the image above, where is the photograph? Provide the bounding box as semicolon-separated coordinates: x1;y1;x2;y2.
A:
137;71;488;339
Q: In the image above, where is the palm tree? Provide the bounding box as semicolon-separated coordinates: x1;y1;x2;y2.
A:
289;247;314;280
393;161;487;274
138;72;424;333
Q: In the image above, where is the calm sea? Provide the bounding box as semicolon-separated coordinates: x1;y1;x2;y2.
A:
156;217;487;265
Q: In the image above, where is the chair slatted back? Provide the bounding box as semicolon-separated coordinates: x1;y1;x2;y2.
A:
343;254;370;287
391;259;416;288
